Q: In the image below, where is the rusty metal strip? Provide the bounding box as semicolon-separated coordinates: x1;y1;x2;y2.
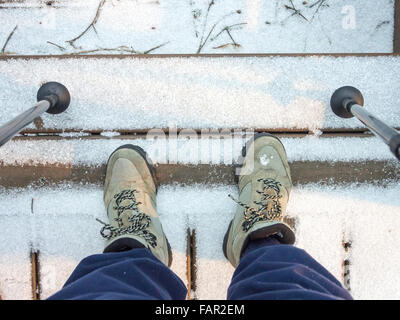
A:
30;197;41;300
190;229;197;297
186;228;197;300
186;228;192;300
30;250;41;300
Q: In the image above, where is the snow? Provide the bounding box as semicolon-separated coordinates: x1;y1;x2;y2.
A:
0;189;33;300
0;0;394;54
0;184;188;299
0;136;397;168
291;183;400;300
1;56;400;131
1;183;400;299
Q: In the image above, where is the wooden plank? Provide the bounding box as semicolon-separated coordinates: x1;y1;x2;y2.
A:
395;0;400;53
0;161;398;188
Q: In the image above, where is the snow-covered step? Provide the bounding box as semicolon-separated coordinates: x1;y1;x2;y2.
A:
0;185;189;299
0;136;399;188
0;189;33;299
0;0;395;55
2;183;399;299
1;56;400;132
191;183;400;300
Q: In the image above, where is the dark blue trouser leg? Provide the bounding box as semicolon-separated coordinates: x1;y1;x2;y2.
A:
49;239;352;300
227;237;353;300
48;248;187;300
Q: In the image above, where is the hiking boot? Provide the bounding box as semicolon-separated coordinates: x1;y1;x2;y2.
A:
223;133;295;268
97;144;172;267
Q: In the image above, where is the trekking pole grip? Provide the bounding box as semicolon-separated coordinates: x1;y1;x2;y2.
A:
37;82;71;114
0;82;70;147
331;86;400;161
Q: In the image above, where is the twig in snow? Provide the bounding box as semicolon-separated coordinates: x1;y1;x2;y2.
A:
69;46;139;55
211;23;247;49
309;0;328;9
66;0;106;48
47;41;66;52
143;41;169;54
1;25;18;55
212;43;241;49
196;0;216;53
308;0;329;22
197;23;218;54
67;42;168;55
197;10;243;53
376;20;390;30
211;23;247;42
284;0;309;22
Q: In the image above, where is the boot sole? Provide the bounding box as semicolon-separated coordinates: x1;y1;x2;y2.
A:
106;144;173;267
223;133;287;260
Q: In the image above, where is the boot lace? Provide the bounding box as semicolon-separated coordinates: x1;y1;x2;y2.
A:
96;189;157;248
229;178;283;232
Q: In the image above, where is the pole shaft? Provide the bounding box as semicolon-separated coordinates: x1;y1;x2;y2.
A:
349;104;399;144
0;100;50;147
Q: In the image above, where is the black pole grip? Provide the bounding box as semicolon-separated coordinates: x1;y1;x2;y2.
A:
389;134;400;160
37;82;70;114
330;86;364;118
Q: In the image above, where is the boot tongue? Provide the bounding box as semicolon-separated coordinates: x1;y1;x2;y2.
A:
239;168;277;189
112;188;158;219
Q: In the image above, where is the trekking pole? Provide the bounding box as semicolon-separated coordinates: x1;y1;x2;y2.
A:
330;86;400;161
0;82;70;147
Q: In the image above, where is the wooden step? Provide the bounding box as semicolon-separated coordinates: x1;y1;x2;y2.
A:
0;160;398;189
1;135;398;188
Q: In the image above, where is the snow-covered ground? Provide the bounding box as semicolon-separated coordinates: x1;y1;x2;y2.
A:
1;183;400;300
0;0;395;54
1;56;400;131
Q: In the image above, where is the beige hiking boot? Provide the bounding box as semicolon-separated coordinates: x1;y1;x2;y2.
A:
223;133;295;268
97;144;172;267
